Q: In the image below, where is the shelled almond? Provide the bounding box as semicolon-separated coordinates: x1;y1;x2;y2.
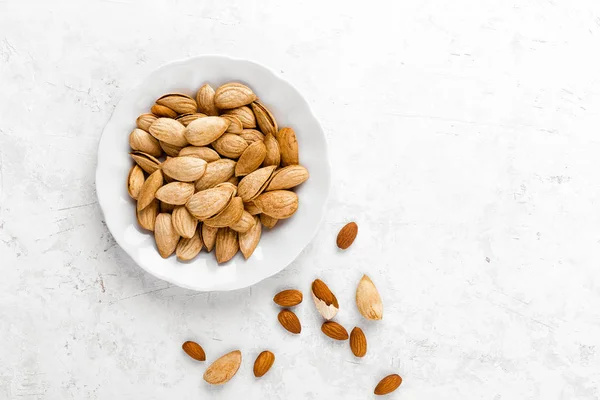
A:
127;82;309;263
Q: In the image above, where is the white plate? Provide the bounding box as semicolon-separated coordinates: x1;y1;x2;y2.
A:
96;55;330;292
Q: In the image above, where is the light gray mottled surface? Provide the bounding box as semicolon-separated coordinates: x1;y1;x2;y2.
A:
2;0;600;398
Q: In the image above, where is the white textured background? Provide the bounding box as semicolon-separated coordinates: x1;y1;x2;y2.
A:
2;0;600;399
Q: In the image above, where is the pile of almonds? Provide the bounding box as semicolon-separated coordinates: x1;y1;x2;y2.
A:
181;224;402;396
127;82;309;263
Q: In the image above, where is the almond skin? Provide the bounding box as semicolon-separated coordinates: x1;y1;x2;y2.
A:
277;309;301;334
321;321;349;340
350;327;367;357
238;215;261;259
203;350;242;385
202;224;218;252
311;279;339;320
136;199;159;231
136;113;158;131
127;165;145;200
253;350;275;378
148;118;188;147
253;190;298;219
176;229;203;261
337;222;358;249
161;156;207;182
374;374;402;396
214;82;257;109
182;341;206;361
196;84;219;116
215;227;239;263
154;213;180;258
277;127;299;166
151;103;177;118
137;169;163;211
155;182;195;205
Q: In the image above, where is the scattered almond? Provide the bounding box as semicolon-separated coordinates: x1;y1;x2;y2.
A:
337;222;358;249
253;350;275;378
374;374;402;396
311;279;339;320
273;289;303;307
181;340;206;361
349;327;367;357
321;321;349;340
277;309;301;334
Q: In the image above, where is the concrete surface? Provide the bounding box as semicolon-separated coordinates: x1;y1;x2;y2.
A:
2;0;600;398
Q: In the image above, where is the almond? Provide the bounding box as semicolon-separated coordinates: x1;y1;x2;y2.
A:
214;82;257;109
240;129;265;145
253;350;275;378
186;185;235;220
175;113;207;127
204;197;244;228
277;309;301;334
129;128;162;157
374;374;402;396
136;199;159;231
265;165;309;191
196;84;219;116
260;213;278;229
350;327;367;357
277;127;299;166
182;340;206;361
251;101;278;136
178;146;221;162
137;169;163;211
237;166;276;202
212;133;248;158
155;182;195;205
224;106;256;128
176;229;203;261
253;190;298;219
337;222;358;249
184;116;230;146
311;279;339;320
227;176;239;185
244;201;262;215
156;93;197;115
230;210;256;233
273;289;303;307
151;103;177;118
202;223;218;252
161;156;207;182
321;321;349;340
194;159;236;191
160;201;176;213
172;206;198;238
154;213;180;258
356;275;383;321
262;133;280;167
235;140;266;177
159;141;183;157
127;165;145;200
222;114;243;134
215;227;239;263
131;151;161;174
203;350;242;385
136;113;158;131
148;118;188;147
238;215;261;259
